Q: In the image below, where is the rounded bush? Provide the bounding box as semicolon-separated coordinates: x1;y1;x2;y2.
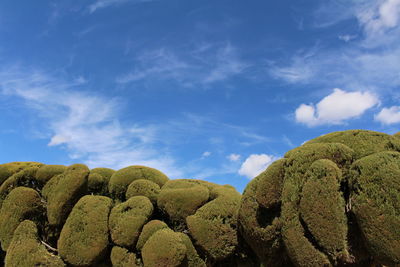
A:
110;246;140;267
109;196;153;248
0;162;43;187
136;220;169;251
88;167;115;195
0;187;42;251
109;166;168;200
35;165;66;186
141;228;187;267
126;179;161;204
45;164;89;226
5;220;65;267
58;195;113;266
157;179;210;224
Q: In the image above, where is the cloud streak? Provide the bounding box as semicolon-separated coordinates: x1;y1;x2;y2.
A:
88;0;153;13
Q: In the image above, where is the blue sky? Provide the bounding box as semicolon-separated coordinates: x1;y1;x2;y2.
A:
0;0;399;193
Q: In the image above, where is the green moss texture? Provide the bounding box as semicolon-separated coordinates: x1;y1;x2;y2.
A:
0;129;399;267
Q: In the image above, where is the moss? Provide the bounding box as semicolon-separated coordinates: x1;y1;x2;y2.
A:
0;166;41;208
0;187;43;251
305;129;400;160
238;161;288;266
394;132;400;139
58;195;113;266
35;165;66;186
110;246;140;267
45;164;89;226
0;162;43;187
109;196;153;248
136;220;168;251
157;179;210;224
186;185;241;262
350;151;400;266
109;166;168;200
176;232;206;267
126;179;161;204
5;220;65;267
88;167;115;195
141;228;187;267
299;159;349;263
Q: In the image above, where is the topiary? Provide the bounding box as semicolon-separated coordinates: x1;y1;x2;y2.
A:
126;179;161;205
88;167;115;196
238;129;400;267
0;162;43;187
109;196;153;248
0;187;43;251
57;195;113;266
5;220;65;267
45;164;89;226
110;246;140;267
108;165;168;200
136;220;169;251
35;165;66;187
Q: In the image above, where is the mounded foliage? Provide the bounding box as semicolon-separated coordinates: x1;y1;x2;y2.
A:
136;219;169;251
58;195;113;266
110;246;140;267
88;167;115;195
0;162;43;187
5;220;65;267
35;164;66;186
126;179;161;204
0;187;43;251
109;165;168;200
45;164;89;226
109;196;153;248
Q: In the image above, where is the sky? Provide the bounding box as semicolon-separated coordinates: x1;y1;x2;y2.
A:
0;0;399;193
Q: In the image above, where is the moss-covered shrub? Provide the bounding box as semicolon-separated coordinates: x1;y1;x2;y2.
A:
136;220;169;251
109;166;168;200
35;165;66;186
88;167;115;195
141;228;187;267
126;179;161;204
5;220;65;267
109;196;153;248
58;195;113;266
0;187;43;251
45;164;89;226
110;246;140;267
157;179;210;224
0;162;43;187
239;129;400;267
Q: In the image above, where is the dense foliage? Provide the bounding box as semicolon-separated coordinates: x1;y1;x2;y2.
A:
0;130;399;266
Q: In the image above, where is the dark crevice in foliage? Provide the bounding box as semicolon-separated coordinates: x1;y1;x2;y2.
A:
256;203;281;228
299;215;325;254
0;249;5;267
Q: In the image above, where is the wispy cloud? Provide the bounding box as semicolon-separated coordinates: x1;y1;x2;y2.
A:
116;42;249;87
88;0;154;14
0;67;182;177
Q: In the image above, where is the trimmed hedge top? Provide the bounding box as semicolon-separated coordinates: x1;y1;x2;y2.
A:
0;129;399;267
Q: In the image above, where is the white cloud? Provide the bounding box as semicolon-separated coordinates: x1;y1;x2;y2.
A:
375;106;400;124
202;151;211;158
228;153;240;162
88;0;152;13
295;88;379;126
117;43;248;87
0;67;182;177
338;34;357;42
238;154;276;179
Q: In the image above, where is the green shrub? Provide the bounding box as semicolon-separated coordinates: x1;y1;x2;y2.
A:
186;185;241;262
58;195;113;266
141;228;187;267
157;179;210;225
238;160;288;266
5;220;65;267
35;165;66;186
0;187;43;251
109;196;153;248
88;167;115;195
110;246;140;267
108;165;168;200
45;164;89;226
176;232;206;267
126;179;160;204
136;220;169;251
350;151;400;266
0;166;41;208
0;162;43;187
